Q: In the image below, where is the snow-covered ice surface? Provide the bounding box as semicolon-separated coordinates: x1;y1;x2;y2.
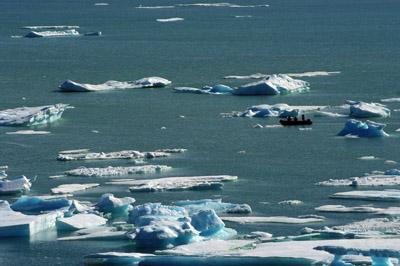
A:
0;200;62;237
65;165;171;177
58;77;171;92
176;199;251;214
51;183;99;194
347;100;391;118
6;130;50;135
11;196;70;212
330;190;400;201
317;173;400;186
93;193;135;215
24;29;80;38
221;216;324;224
337;119;389;137
0;176;32;194
0;104;68;126
333;217;400;235
57;213;107;231
106;175;237;191
57;149;183;160
156;18;184;22
232;74;310;95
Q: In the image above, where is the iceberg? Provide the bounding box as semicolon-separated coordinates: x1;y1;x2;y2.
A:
0;104;68;126
11;196;70;213
221;216;324;224
51;183;99;194
57;149;176;160
337;119;389;137
57;227;126;241
176;199;251;214
93;193;135;215
316;174;400;186
330;190;400;201
174;85;233;94
24;29;80;38
190;209;225;236
347;100;390;118
105;175;237;191
0;176;32;194
65;165;171;177
57;213;107;231
315;205;383;213
59;77;171;92
232;74;310;95
238;103;299;118
0;200;61;237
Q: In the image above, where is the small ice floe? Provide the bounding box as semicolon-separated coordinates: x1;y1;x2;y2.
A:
346;100;390;118
59;77;171;92
0;168;7;179
6;130;50;135
84;31;102;36
57;227;126;241
156;148;187;153
317;173;400;186
156;18;184;22
221;216;324;224
238;103;299;118
0;200;62;237
21;26;79;29
106;175;237;192
59;149;90;154
51;183;99;194
66;165;171;177
337;119;389;137
57;213;107;231
57;150;170;160
330;190;400;201
358;155;377;160
381;98;400;103
24;29;80;38
175;199;251;214
177;3;268;8
224;71;340;79
264;125;283;128
0;104;68;126
385;160;397;164
235;15;252;18
278;200;303;205
94;3;109;6
334;217;400;236
93;193;135;216
315;205;383;213
11;196;70;213
174;84;233;94
136;5;175;9
232;74;310;95
0;176;33;195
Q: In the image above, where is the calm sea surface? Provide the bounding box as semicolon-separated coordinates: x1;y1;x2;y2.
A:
0;0;400;265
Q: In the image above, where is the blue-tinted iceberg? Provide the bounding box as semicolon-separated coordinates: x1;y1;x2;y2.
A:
0;176;33;195
176;199;251;214
59;77;171;92
93;193;135;216
174;85;233;94
347;100;390;118
0;104;68;126
11;196;70;212
232;74;310;95
238;103;299;117
337;119;388;137
190;209;224;236
24;29;80;38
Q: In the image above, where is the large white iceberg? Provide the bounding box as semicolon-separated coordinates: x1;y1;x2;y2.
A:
93;193;135;216
347;100;390;118
24;29;80;38
11;196;70;212
59;77;171;92
0;176;32;194
176;199;251;214
57;213;107;231
65;165;171;177
232;74;310;95
105;175;237;191
337;119;389;137
0;104;68;126
0;200;61;237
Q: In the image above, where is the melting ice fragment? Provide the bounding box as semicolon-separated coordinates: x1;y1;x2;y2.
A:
93;193;135;215
0;104;68;126
347;100;390;118
57;213;107;231
176;199;251;214
65;165;171;177
51;183;99;194
24;29;80;38
337;119;388;137
11;196;70;212
0;176;32;195
59;77;171;92
157;18;184;22
330;190;400;201
232;74;310;95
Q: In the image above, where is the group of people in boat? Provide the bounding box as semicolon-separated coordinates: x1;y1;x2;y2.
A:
280;114;312;125
287;114;308;122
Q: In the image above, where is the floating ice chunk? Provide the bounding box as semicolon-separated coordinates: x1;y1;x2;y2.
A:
157;18;184;22
224;71;340;79
385;160;397;164
22;25;79;29
95;3;109;6
174;85;233;94
232;74;310;95
221;216;324;224
0;176;32;195
330;190;400;201
358;155;376;160
11;196;70;212
333;217;400;236
239;103;299;118
93;193;135;215
59;149;90;154
156;148;187;153
317;174;400;186
381;98;400;103
337;119;389;137
176;199;251;214
24;29;80;38
51;183;99;194
346;100;390;118
129;203;188;225
315;205;382;213
84;31;102;36
0;200;62;237
278;200;303;205
106;175;237;191
57;213;107;231
59;77;171;92
0;104;68;126
0;170;7;179
58;227;126;241
66;165;171;177
191;210;224;236
65;200;92;217
6;130;50;135
57;149;174;160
